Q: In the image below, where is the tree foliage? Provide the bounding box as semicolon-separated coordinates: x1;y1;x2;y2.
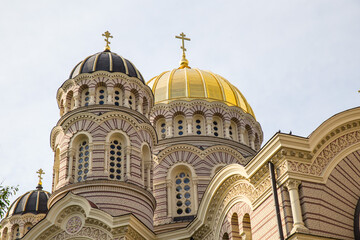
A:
0;185;19;219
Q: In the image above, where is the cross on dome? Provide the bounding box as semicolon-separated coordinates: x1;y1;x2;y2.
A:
36;168;45;189
175;32;191;68
102;31;113;51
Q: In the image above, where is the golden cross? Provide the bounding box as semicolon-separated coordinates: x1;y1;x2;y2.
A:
36;168;45;186
102;31;113;51
175;32;191;57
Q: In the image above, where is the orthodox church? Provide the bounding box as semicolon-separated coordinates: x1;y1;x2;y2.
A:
1;32;360;240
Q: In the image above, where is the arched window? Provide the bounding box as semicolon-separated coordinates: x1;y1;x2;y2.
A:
242;213;252;239
222;232;229;240
174;115;186;136
12;225;20;240
81;87;90;106
156;117;166;139
173;167;194;216
193;114;205;135
96;86;107;105
53;148;60;189
60;99;64;116
23;223;33;235
108;136;124;181
212;116;224;137
244;125;252;147
141;144;151;189
231;213;240;240
74;136;90;182
65;91;74;113
113;86;123;106
128;91;136;110
229;120;238;141
2;227;8;240
243;125;250;146
254;133;260;151
142;97;149;115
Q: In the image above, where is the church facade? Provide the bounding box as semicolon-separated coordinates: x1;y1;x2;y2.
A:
1;33;360;240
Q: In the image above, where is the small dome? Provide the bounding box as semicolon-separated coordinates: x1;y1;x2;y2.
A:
147;68;255;118
5;189;50;217
69;51;144;82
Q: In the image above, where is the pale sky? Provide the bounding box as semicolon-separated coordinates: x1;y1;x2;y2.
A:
0;0;359;210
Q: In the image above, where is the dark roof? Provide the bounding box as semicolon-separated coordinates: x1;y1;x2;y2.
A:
69;50;144;82
5;189;50;217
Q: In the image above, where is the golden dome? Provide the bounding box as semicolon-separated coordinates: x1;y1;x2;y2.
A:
147;68;255;118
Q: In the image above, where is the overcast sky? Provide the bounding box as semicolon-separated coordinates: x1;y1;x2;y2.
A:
0;0;359;210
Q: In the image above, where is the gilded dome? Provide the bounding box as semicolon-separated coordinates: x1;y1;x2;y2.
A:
5;188;50;217
147;68;255;118
69;50;144;82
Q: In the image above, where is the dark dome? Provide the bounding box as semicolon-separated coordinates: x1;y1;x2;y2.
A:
69;50;144;82
5;189;50;217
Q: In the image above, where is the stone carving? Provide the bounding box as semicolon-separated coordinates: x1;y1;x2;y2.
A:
51;226;111;240
288;130;360;176
65;216;82;234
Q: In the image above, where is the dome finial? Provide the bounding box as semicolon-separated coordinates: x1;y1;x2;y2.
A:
102;31;113;51
36;168;45;190
175;32;191;69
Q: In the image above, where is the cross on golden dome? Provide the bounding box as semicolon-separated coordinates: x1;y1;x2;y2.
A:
175;32;191;68
102;31;113;51
36;168;45;186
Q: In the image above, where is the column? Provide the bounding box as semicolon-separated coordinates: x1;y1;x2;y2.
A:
137;97;143;114
125;147;131;179
89;88;96;105
186;117;193;134
124;91;130;108
74;92;80;108
166;119;173;138
224;121;231;139
249;134;255;150
107;87;114;104
67;148;75;183
206;117;212;136
146;163;151;190
286;180;309;234
167;179;173;217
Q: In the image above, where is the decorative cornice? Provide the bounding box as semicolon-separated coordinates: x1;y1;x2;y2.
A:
156;144;247;164
287;129;360;177
312;120;360;154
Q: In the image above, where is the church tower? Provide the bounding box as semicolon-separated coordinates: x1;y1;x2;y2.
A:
48;31;157;230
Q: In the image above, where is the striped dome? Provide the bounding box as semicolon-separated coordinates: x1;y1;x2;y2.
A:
5;189;50;217
147;68;255;118
70;50;144;82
